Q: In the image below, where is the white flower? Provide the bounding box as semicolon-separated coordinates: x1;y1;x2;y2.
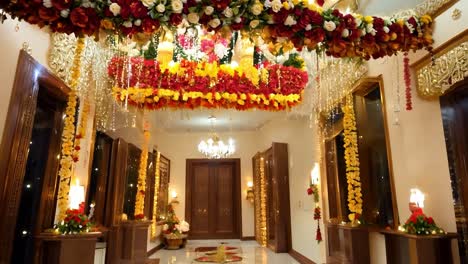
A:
271;0;282;13
123;21;133;28
383;26;390;33
223;7;233;18
305;24;312;31
324;21;336;31
208;18;221;28
355;17;362;27
171;0;183;13
341;28;349;38
163;224;169;231
264;0;272;8
43;0;52;8
156;3;166;13
60;9;70;18
234;16;242;23
361;29;366;36
251;3;263;16
179;221;190;232
81;0;94;8
134;19;142;26
205;6;214;15
187;12;199;24
109;3;121;16
250;19;260;28
214;43;229;58
141;0;157;8
284;15;297;26
366;24;377;36
405;22;415;34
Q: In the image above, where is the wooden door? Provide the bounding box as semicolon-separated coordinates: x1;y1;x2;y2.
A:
186;159;241;239
440;78;468;262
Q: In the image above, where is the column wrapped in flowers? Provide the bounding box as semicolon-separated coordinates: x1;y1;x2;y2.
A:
134;129;150;220
342;95;362;224
56;37;85;221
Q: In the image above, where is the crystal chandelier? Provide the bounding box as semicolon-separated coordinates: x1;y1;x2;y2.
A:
198;116;235;159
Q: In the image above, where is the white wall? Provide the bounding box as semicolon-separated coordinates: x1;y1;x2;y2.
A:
258;118;326;263
363;2;467;263
0;17;50;142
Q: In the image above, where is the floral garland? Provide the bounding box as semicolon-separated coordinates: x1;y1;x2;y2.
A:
401;207;445;235
56;37;85;221
109;57;306;111
72;99;90;162
3;1;433;59
134;129;150;220
342;95;362;223
151;151;161;238
403;52;413;110
307;183;322;243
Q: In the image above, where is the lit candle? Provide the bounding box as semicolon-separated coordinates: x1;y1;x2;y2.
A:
69;178;85;209
410;188;425;208
171;190;178;199
311;163;320;185
247;181;253;188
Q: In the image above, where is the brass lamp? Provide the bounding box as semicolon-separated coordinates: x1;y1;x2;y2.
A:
246;181;254;204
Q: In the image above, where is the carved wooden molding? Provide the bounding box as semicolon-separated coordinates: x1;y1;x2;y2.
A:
413;29;468;99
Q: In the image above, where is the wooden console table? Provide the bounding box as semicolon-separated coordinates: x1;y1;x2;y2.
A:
381;229;458;264
36;232;102;264
120;220;152;264
326;223;370;264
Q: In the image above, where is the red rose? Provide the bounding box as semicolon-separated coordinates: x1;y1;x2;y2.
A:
38;7;60;22
316;0;324;6
427;217;434;225
72;156;79;162
212;0;229;11
273;9;289;24
119;3;131;20
169;13;183;26
343;14;356;28
70;7;88;28
52;0;72;10
65;217;70;222
142;18;160;34
130;1;148;19
304;27;325;43
307;187;314;195
75;146;81;151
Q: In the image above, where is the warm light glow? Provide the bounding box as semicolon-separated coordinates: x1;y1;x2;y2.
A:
247;181;253;188
311;162;320;185
171;190;178;199
198;135;235;159
410;188;425;208
69;178;85;209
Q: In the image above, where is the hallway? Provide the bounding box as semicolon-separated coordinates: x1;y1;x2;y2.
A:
149;240;300;264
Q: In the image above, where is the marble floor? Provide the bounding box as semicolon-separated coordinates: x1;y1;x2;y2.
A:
149;240;300;264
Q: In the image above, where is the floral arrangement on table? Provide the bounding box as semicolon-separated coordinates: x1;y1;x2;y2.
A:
55;202;92;235
162;204;190;239
342;95;362;224
108;56;307;111
401;207;445;235
2;0;433;60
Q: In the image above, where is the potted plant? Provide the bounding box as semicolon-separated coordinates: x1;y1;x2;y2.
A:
163;204;189;250
54;204;92;234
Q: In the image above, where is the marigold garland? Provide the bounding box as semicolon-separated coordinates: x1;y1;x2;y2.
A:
151;151;161;238
72;99;90;163
108;58;307;111
342;95;363;223
134;130;150;218
56;37;85;221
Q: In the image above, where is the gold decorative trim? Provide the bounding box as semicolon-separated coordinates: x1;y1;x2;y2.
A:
393;0;459;18
259;156;267;247
415;34;468;98
151;151;161;240
48;33;77;84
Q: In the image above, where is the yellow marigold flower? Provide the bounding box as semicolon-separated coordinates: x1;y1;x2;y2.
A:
100;19;115;30
420;15;432;24
237;99;245;105
215;92;222;101
229;93;238;102
182;93;189;101
240;93;247;100
282;2;290;10
364;16;373;24
153;96;159;102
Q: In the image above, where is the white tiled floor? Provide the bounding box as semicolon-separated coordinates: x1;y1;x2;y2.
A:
149;240;300;264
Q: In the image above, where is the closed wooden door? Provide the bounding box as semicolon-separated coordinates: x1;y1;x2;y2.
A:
186;159;241;239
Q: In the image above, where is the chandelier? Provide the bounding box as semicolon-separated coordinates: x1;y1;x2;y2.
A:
198;116;235;159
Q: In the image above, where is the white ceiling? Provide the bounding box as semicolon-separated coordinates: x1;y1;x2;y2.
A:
149;109;290;133
357;0;424;15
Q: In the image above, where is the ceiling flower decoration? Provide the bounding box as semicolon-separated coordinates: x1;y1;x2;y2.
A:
3;0;433;60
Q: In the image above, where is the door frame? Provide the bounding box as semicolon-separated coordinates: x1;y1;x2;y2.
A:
185;158;242;239
0;50;71;263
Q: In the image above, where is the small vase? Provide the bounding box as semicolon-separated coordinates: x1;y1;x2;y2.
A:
166;238;183;250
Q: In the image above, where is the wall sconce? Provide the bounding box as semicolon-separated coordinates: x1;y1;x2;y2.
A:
170;190;179;205
246;181;254;204
69;178;85;209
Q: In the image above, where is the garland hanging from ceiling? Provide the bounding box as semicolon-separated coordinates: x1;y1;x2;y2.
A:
3;0;433;60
